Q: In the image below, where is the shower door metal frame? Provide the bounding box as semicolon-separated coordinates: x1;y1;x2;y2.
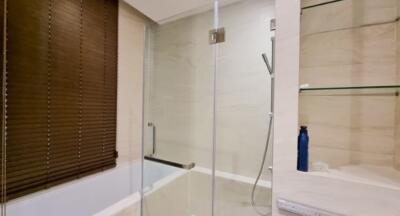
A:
210;1;220;215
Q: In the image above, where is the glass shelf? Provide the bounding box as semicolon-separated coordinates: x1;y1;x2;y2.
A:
300;85;400;92
299;85;400;97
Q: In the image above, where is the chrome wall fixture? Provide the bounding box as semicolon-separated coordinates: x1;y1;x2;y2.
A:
147;122;156;156
145;122;195;170
209;27;225;44
251;18;276;216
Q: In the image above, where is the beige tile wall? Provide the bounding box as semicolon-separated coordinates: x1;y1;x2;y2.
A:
300;0;400;168
146;0;275;178
300;92;396;167
396;95;400;170
117;1;154;164
301;20;397;87
301;0;398;36
396;18;400;170
274;1;400;216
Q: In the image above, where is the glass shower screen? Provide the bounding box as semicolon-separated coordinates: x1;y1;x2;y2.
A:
141;0;274;215
214;0;274;215
141;1;217;216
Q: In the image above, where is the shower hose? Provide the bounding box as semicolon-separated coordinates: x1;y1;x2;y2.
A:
251;112;273;216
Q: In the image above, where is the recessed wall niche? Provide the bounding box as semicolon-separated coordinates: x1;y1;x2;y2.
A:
299;0;400;189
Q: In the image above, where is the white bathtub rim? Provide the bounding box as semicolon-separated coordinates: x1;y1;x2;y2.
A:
94;192;141;216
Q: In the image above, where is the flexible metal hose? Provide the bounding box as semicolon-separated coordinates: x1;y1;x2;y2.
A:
251;113;273;216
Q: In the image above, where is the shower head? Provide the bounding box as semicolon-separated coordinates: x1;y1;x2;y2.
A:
262;53;273;75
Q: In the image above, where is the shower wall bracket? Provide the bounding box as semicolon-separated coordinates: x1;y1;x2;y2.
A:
209;27;225;44
270;19;276;31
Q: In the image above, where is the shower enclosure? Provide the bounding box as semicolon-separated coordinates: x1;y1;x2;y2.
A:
141;0;275;215
0;0;276;215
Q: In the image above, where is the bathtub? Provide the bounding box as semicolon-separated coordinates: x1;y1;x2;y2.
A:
6;160;148;216
95;160;184;216
99;161;272;216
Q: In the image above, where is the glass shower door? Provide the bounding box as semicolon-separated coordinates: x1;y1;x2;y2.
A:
141;0;275;215
214;0;274;215
141;1;218;216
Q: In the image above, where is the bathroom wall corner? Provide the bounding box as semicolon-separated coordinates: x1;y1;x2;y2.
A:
273;0;301;215
395;95;400;170
274;1;400;216
395;19;400;171
117;1;153;165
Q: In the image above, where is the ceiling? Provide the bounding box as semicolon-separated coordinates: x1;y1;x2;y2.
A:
123;0;241;24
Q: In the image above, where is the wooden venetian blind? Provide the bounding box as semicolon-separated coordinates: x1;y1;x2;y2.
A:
1;0;118;200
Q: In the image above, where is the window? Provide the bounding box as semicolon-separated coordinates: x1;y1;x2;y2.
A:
1;0;118;200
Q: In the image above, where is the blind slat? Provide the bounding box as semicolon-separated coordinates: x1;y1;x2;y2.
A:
3;0;118;200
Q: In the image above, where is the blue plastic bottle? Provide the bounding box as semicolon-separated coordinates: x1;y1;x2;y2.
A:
297;126;309;172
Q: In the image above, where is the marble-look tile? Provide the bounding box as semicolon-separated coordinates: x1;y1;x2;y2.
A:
300;63;397;87
117;1;152;164
396;20;400;170
301;23;396;81
300;94;396;128
301;0;398;36
275;1;400;216
300;14;399;170
395;95;400;170
301;0;334;8
309;146;394;168
146;0;275;179
300;93;397;167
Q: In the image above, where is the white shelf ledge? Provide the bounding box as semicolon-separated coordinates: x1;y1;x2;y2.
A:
306;164;400;191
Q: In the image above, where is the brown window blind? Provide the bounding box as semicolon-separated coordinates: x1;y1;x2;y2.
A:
1;0;118;200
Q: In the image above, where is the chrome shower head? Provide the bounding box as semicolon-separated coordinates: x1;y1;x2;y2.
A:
262;53;273;75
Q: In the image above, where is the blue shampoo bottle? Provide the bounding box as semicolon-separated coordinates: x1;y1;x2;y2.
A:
297;126;309;172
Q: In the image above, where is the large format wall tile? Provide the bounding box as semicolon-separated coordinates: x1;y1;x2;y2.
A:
300;93;396;167
301;23;397;86
309;146;394;168
300;2;400;169
301;0;398;36
395;94;400;170
395;20;400;170
148;0;275;178
117;2;153;164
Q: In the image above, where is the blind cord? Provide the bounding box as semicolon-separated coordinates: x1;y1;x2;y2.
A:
46;0;54;188
1;0;8;213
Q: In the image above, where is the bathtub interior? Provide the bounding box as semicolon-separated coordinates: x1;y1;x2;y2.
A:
93;160;182;216
144;169;272;216
107;162;272;216
143;160;184;189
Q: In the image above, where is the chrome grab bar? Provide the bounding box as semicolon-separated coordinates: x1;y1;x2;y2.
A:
144;155;195;170
148;122;156;156
145;123;195;170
